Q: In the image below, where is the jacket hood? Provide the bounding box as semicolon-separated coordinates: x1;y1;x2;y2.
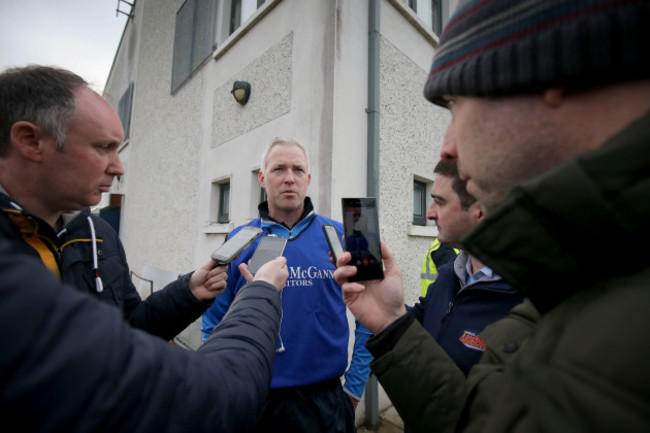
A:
463;110;650;313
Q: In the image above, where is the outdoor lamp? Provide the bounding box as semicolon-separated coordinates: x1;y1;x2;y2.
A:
231;81;251;105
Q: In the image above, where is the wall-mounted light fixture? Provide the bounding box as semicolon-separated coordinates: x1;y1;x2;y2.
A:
231;81;251;105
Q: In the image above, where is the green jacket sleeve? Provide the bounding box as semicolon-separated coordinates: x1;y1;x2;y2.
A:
367;300;540;433
368;315;467;433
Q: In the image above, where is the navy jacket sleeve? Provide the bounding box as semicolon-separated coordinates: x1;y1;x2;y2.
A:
0;241;282;433
408;286;432;324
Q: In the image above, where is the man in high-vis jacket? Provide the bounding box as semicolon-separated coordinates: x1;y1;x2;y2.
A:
409;159;522;379
419;238;458;297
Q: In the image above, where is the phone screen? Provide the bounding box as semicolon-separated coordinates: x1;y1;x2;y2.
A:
248;235;288;275
210;226;263;264
342;198;384;281
322;224;344;264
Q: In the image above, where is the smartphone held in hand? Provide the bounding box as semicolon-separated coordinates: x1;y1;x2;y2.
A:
341;198;384;282
322;224;344;264
247;235;288;276
210;226;263;265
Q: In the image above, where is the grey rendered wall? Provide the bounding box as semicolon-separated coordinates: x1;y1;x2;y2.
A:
194;0;337;262
379;35;450;306
378;3;450;307
118;0;205;277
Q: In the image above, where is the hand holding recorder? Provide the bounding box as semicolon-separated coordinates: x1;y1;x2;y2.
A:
247;235;287;276
189;261;229;301
239;256;289;292
333;242;407;334
191;226;266;301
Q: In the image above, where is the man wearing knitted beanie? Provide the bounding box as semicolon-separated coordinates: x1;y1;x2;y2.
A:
334;0;650;432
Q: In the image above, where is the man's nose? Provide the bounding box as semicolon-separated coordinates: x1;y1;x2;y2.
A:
426;202;437;220
440;124;458;161
108;154;125;176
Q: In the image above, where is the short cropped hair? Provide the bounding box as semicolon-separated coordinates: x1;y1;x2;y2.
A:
0;65;88;156
433;159;477;211
259;137;309;175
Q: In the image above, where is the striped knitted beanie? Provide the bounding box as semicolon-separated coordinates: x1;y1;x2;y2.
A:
424;0;650;107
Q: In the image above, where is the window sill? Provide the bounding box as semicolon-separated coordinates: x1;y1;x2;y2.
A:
387;0;440;47
214;0;284;62
204;223;234;234
407;223;438;238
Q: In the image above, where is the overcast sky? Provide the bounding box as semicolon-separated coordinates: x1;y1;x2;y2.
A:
0;0;129;93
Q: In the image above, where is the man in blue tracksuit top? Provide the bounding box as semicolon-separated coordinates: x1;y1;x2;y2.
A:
405;160;523;432
201;137;372;433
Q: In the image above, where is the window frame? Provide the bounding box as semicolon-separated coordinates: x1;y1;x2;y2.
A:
229;0;266;35
117;82;134;142
413;179;427;226
406;0;444;35
260;186;267;204
171;0;218;92
218;182;231;223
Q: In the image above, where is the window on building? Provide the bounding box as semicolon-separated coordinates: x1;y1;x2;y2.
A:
99;194;123;234
117;82;134;141
407;0;443;35
230;0;265;34
218;182;231;223
250;170;266;218
171;0;218;92
413;179;427;225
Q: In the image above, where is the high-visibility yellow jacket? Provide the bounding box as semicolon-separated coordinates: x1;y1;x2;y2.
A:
420;238;458;297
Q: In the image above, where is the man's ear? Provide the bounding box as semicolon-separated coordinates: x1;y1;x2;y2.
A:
258;169;265;188
9;121;45;162
471;201;485;222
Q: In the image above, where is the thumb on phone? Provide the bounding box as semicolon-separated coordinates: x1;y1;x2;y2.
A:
251;256;288;292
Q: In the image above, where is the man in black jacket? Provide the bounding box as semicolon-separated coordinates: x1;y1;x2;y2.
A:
409;159;522;376
0;65;225;340
0;237;288;432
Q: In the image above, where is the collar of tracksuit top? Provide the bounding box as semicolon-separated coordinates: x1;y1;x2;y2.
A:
257;196;316;238
0;185;105;292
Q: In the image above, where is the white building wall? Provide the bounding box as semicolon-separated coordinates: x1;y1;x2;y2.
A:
194;0;339;263
104;0;206;277
331;0;372;209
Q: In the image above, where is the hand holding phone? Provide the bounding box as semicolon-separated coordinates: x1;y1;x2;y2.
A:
248;256;289;292
210;226;263;265
248;235;288;276
342;198;384;281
